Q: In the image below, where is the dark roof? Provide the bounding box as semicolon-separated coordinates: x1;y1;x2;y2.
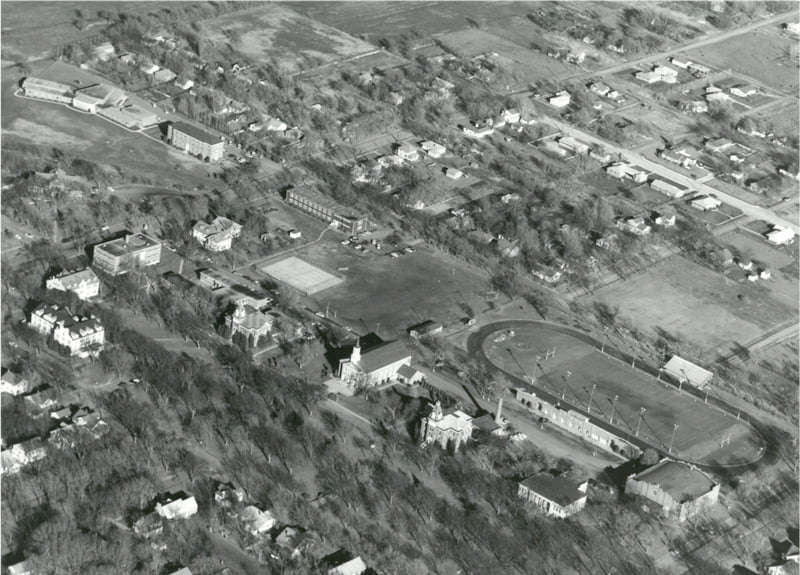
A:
359;340;411;373
170;121;221;146
472;413;502;432
520;473;585;506
397;364;419;379
408;320;443;334
630;460;716;503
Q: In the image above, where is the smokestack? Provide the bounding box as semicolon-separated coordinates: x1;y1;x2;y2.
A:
495;397;504;425
178;258;184;276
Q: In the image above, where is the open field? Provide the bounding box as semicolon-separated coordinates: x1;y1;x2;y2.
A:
587;255;796;358
756;98;800;139
199;4;375;73
684;28;799;93
279;240;502;338
482;324;762;465
260;256;343;295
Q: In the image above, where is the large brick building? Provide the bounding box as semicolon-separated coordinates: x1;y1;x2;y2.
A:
93;233;162;276
167;122;224;161
285;188;369;235
626;459;720;521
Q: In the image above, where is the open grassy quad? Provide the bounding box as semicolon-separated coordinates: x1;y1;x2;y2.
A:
288;239;502;338
198;4;376;73
587;255;796;358
685;28;799;94
482;325;763;466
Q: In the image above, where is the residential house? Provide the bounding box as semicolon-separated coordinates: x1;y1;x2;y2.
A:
539;139;568;158
192;216;242;252
606;163;648;183
420;400;473;451
501;192;521;203
626;459;719;521
730;84;758;98
616;216;652;236
566;51;585;64
238;505;276;535
46;268;100;300
214;481;246;507
669;57;692;69
274;526;316;558
140;62;160;75
650;179;689;199
690;196;721;211
21;77;74;103
705;137;734;153
226;302;273;347
264;116;288;132
444;167;464;179
153;68;176;83
548;90;572;108
327;555;368;575
174;77;194;90
558;136;589;155
396;364;424;384
518;473;589;518
588;82;611;96
765;226;795;246
155;491;198;520
338;337;412;387
767;562;800;575
1;368;30;396
419;140;446;158
408;320;443;339
687;63;710;77
500;108;521;124
462;123;495;139
1;438;48;474
705;91;731;104
167;121;225;161
94;42;116;61
93;233;162;275
635;65;678;84
652;211;676;226
118;53;135;65
395;143;420;162
23;387;60;411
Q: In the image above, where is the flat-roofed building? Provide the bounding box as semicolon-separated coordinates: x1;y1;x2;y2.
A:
690;196;721;211
167;121;225;161
93;233;162;276
765;226;795;246
650;178;689;199
518;473;589;518
72;84;127;113
285;188;369;235
662;355;713;389
46;268;100;300
420;400;473;451
21;77;74;103
97;104;159;129
626;459;719;521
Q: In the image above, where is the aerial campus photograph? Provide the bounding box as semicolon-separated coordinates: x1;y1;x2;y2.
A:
0;1;798;574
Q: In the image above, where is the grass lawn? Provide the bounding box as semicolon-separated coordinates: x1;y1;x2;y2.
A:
482;325;762;465
685;28;799;93
588;255;796;357
287;240;502;339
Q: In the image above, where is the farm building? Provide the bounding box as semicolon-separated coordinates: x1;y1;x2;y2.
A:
338;337;412;387
662;356;713;389
650;179;689;199
548;90;572;108
558;136;589;155
730;84;758;98
21;77;75;103
690;196;721;211
517;473;588;518
626;459;719;521
765;226;795;246
420;400;474;451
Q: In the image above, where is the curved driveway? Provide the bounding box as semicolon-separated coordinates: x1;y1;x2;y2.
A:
467;320;771;472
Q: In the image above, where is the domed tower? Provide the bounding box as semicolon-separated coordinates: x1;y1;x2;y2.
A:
233;302;247;324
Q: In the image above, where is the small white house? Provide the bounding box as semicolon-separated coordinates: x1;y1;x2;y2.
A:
690;196;721;211
396;143;420;162
419;140;446;158
548;91;571;108
140;63;160;75
765;226;795;246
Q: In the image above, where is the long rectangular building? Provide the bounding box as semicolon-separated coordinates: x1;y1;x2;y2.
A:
167;121;225;161
22;77;74;103
285;188;369;235
93;233;162;276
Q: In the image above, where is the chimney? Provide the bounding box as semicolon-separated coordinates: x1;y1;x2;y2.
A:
495;397;504;425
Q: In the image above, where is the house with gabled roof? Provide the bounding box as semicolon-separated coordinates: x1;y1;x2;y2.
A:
518;472;589;518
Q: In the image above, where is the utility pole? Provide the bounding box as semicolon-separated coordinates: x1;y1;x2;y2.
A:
601;327;608;353
631;347;637;369
587;383;596;414
635;407;646;437
704;386;710;404
609;394;619;424
561;371;571;400
669;424;679;454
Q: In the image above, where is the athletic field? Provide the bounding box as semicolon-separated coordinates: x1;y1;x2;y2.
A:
260;256;342;295
482;324;763;466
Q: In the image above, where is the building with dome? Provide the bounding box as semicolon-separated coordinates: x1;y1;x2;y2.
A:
420;400;473;451
226;302;273;346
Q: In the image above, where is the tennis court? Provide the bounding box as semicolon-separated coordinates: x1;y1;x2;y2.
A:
260;256;342;295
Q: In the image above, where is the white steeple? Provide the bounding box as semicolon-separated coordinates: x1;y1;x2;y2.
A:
351;337;361;364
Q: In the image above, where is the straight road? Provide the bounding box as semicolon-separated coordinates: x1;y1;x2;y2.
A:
547;117;800;233
718;320;800;363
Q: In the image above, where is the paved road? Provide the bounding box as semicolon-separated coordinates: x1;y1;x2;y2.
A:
718;320;800;363
546;117;800;233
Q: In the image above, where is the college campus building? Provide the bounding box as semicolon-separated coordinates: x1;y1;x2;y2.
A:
97;104;159;129
72;84;127;113
92;233;162;276
198;268;272;309
167;121;225;161
21;77;74;103
338;338;412;387
661;355;713;389
517;473;589;518
626;459;719;521
285;188;369;235
30;304;105;358
515;388;642;458
46;268;100;300
192;217;242;252
226;302;273;347
420;400;474;451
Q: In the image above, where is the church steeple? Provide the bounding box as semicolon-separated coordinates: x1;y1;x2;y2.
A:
233;301;246;322
351;337;361;364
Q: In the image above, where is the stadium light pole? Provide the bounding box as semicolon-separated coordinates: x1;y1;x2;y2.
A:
561;371;572;400
609;394;619;424
631;347;638;369
669;424;679;454
601;327;609;353
587;383;597;414
704;386;710;404
635;407;646;437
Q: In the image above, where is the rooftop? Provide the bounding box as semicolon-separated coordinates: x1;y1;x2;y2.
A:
95;233;160;257
49;268;99;288
662;356;713;386
356;339;411;374
170;121;222;146
520;473;586;506
631;459;716;503
287;187;366;221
